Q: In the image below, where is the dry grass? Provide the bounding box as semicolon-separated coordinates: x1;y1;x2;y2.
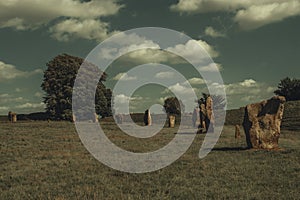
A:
0;121;299;199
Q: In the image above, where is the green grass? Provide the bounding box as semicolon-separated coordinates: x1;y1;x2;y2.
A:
0;121;299;199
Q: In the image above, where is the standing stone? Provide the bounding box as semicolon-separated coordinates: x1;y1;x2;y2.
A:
94;113;99;123
115;114;123;124
169;115;175;128
144;109;152;126
148;110;152;126
12;113;17;123
205;96;214;133
242;96;286;149
199;103;206;131
235;125;241;139
8;111;12;122
8;111;17;123
192;107;201;128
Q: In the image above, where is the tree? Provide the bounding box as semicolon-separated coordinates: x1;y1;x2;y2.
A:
41;54;112;120
274;77;300;101
163;97;184;115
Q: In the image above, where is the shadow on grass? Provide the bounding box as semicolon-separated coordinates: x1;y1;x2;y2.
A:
174;132;197;135
212;147;249;151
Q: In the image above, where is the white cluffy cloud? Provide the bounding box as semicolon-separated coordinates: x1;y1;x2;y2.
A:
113;94;144;113
155;71;175;79
208;79;276;108
234;1;300;30
0;61;42;82
98;32;220;66
184;77;205;85
0;0;122;29
0;92;45;114
171;0;300;30
166;40;219;61
0;0;123;41
16;102;45;109
113;73;137;81
0;94;25;104
50;18;119;42
163;78;276;109
204;26;225;38
198;63;222;72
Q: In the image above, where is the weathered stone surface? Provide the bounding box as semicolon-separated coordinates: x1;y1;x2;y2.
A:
94;113;99;123
192;107;200;128
243;96;286;149
169;115;175;128
8;111;17;123
235;125;241;139
144;109;152;126
8;111;12;122
205;96;214;132
199;104;206;130
115;114;123;124
197;96;215;133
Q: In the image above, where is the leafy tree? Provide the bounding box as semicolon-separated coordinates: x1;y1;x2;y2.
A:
274;77;300;101
41;54;112;120
163;97;184;115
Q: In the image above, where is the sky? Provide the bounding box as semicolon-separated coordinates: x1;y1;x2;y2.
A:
0;0;300;115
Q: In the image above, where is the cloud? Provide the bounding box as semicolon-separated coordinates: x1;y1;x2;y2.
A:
50;18;118;42
163;83;197;96
98;33;219;65
34;92;43;98
184;77;205;85
204;26;225;38
239;79;256;87
0;106;9;111
0;61;42;81
0;94;9;98
234;1;300;30
114;94;140;104
0;0;123;30
0;17;27;30
225;79;261;95
98;32;161;62
223;79;277;108
0;92;45;114
155;71;175;79
113;73;137;81
170;0;251;13
171;0;300;30
113;94;143;113
191;78;276;109
15;102;45;109
166;40;219;65
126;49;171;63
198;63;222;72
0;94;25;104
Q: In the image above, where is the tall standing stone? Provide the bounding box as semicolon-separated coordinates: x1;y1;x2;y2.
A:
144;109;152;126
242;96;286;149
192;107;201;128
235;125;241;139
205;96;214;133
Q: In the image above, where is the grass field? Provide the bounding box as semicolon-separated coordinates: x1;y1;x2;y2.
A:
0;121;299;199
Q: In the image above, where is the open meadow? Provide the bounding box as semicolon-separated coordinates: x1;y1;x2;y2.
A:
0;121;299;199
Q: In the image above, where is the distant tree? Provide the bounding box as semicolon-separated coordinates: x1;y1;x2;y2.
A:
163;97;184;115
197;93;226;110
41;54;112;120
274;77;300;101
